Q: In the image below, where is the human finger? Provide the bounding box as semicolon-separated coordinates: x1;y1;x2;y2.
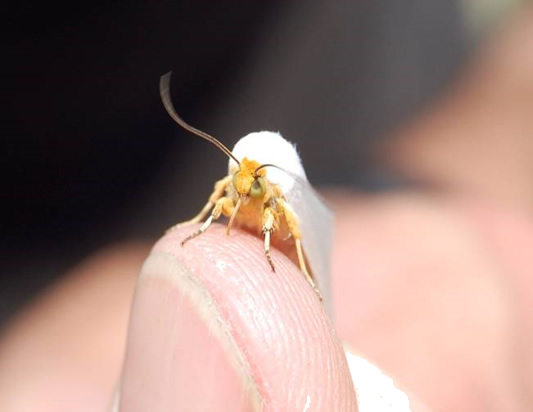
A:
117;224;357;411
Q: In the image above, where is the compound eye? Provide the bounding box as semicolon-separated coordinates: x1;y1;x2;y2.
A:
250;177;266;198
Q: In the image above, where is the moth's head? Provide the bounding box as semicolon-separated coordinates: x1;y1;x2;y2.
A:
231;157;267;199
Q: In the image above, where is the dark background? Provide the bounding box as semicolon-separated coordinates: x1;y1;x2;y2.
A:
2;0;467;324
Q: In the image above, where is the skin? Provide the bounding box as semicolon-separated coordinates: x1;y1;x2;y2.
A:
2;5;533;411
120;225;357;411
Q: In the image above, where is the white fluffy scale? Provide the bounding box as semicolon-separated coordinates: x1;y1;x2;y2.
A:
229;131;334;315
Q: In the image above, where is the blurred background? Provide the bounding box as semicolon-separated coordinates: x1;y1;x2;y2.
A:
1;0;525;325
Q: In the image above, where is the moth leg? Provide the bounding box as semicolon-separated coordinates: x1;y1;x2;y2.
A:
181;196;234;245
277;199;322;300
294;238;322;300
262;206;279;272
166;175;232;233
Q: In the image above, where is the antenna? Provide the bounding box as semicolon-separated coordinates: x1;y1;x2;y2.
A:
253;163;281;175
159;72;240;166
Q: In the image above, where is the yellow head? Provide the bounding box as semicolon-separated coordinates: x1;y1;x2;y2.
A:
231;157;267;199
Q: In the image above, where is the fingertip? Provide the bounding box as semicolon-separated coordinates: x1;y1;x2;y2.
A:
119;224;357;411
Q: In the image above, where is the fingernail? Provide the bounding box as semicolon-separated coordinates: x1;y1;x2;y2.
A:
118;252;260;412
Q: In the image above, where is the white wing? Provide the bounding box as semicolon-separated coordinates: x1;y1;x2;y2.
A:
283;172;334;317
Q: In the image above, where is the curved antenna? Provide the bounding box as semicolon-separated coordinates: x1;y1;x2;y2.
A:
254;163;308;188
159;72;240;166
253;163;281;175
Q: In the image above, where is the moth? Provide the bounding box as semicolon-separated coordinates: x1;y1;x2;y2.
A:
160;72;333;310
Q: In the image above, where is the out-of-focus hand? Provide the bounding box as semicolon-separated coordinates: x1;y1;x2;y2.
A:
331;192;533;412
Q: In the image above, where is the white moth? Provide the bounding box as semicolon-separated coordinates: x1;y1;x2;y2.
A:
160;72;333;312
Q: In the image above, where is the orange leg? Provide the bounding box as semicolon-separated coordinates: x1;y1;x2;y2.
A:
276;198;322;300
261;207;279;272
181;197;234;245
